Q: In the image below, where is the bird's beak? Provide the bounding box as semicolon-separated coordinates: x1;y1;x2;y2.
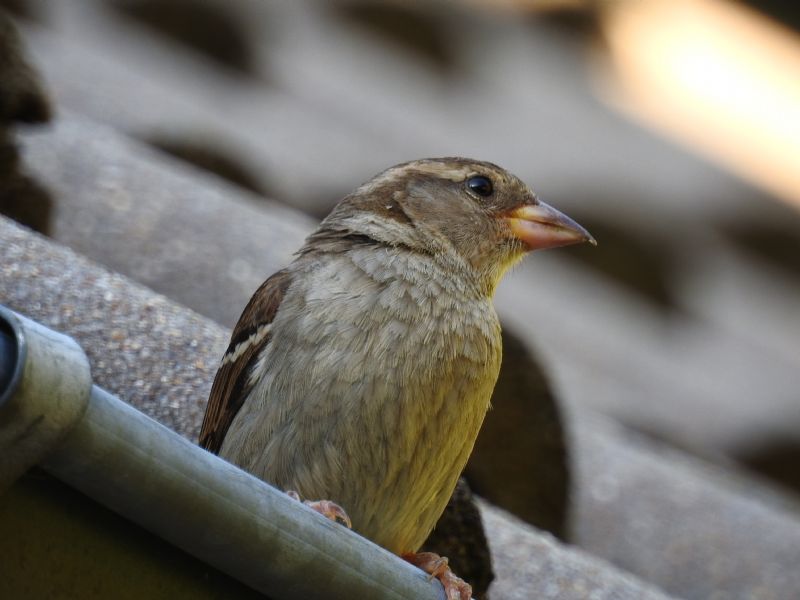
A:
505;201;596;250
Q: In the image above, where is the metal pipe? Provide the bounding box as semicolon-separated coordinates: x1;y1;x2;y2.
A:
0;306;92;492
0;305;446;600
0;318;18;403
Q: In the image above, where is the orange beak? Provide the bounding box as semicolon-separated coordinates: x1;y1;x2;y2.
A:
505;202;596;250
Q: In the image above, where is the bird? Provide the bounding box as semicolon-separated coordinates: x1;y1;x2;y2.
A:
198;157;594;599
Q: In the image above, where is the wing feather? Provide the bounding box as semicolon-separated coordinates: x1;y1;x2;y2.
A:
199;269;293;454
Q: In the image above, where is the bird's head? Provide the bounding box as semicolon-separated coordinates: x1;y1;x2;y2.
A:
307;157;595;294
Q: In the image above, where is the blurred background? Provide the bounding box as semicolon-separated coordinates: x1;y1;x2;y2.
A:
2;0;800;598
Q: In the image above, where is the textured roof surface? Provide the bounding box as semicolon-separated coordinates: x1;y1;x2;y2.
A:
3;1;800;598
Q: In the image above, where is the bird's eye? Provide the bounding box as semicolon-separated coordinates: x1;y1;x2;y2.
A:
467;175;493;197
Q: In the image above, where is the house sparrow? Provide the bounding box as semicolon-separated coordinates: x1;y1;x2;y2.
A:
199;157;594;599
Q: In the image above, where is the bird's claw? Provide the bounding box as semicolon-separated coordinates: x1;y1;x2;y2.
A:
286;491;352;528
403;551;472;600
306;499;352;528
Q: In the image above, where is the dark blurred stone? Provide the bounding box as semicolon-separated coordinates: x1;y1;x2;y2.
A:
422;478;493;600
559;218;676;311
112;0;256;75
0;0;35;20
145;136;271;199
741;0;800;34
738;437;800;497
0;11;52;233
535;5;602;40
0;129;52;233
466;327;570;539
721;206;800;281
336;2;456;76
0;10;51;123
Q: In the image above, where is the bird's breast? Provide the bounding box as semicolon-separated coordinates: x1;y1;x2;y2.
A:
224;251;501;553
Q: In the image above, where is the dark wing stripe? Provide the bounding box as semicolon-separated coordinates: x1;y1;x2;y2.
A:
199;269;292;454
198;337;264;454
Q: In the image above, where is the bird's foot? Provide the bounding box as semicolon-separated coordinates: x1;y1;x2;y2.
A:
402;551;472;600
286;490;352;528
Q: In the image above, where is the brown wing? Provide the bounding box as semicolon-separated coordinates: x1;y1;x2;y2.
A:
199;269;293;454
